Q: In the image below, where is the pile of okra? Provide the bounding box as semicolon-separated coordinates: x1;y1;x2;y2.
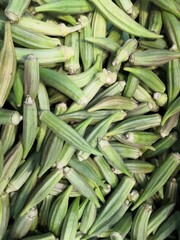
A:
0;0;180;239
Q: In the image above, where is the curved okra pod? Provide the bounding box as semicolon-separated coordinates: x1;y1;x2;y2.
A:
88;81;126;108
12;166;40;219
5;0;31;23
132;152;180;210
94;156;119;188
0;21;17;108
89;0;162;38
124;67;165;93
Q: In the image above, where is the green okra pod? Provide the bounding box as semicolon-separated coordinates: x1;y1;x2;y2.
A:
132;152;180;210
24;54;39;100
150;211;180;240
161;96;180;125
167;59;180;105
5;0;31;23
129;49;180;66
0;124;17;154
20;168;63;217
35;0;94;14
39;110;101;156
89;0;162;38
0;108;22;125
48;186;73;236
13;67;24;107
64;32;80;75
22;96;38;159
88;176;135;235
139;0;151;27
15;46;74;67
60;197;80;240
98;139;132;177
10;207;38;239
147;203;175;236
0;141;23;195
124;67;165;93
107;114;161;136
148;8;162;34
88;96;137;112
64;167;100;207
40;67;87;105
0;193;10;240
131;204;152;240
0;21;17;108
162;11;180;50
12;166;39;219
151;0;180;19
